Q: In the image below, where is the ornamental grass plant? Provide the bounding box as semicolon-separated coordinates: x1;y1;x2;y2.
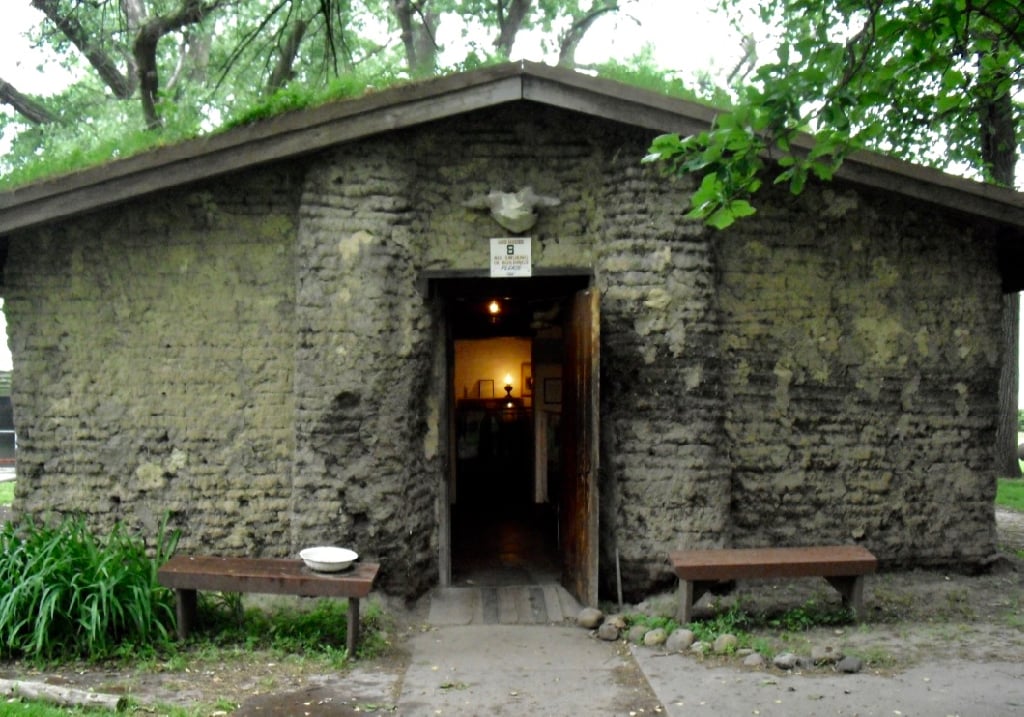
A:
0;516;179;660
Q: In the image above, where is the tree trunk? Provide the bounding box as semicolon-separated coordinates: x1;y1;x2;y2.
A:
391;0;438;77
494;0;532;59
267;19;309;95
998;292;1021;477
132;1;227;129
134;24;163;129
979;48;1021;478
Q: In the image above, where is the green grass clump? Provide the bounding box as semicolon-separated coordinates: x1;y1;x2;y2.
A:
765;599;852;632
624;613;681;636
0;516;179;660
627;596;859;660
997;478;1024;512
0;480;13;504
688;602;754;644
195;594;390;664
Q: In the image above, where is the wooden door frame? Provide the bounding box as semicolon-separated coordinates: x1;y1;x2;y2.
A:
426;271;596;594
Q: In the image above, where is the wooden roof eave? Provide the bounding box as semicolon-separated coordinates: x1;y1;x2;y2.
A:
1;61;1024;240
0;70;529;235
827;145;1024;231
0;64;731;236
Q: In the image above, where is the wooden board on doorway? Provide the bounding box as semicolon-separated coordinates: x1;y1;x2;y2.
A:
561;288;599;607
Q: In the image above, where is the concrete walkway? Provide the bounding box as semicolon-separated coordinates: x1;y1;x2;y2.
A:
633;649;1024;716
390;583;663;715
332;582;1024;717
396;624;661;716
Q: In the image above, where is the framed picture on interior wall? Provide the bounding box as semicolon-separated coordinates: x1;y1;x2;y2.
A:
543;378;562;405
477;379;494;399
521;362;533;397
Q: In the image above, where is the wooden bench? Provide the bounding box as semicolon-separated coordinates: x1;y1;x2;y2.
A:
157;555;380;655
669;545;877;624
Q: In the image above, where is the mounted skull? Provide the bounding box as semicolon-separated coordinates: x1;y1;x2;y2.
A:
463;186;561;233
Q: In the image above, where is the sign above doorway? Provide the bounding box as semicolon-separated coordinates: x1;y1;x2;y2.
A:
490;237;532;278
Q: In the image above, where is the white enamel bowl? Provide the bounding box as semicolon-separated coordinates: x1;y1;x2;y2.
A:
299;546;358;572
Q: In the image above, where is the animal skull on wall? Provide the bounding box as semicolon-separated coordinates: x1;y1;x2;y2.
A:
463;186;561;233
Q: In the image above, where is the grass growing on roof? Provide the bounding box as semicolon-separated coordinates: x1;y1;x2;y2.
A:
0;62;709;193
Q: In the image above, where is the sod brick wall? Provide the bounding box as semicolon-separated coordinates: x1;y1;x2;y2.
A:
3;105;1004;599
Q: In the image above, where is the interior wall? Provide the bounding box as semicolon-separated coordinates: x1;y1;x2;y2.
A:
454;337;532;404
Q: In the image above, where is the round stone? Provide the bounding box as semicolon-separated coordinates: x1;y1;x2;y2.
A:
577;607;604;629
643;627;667;647
597;622;620;641
713;633;739;654
666;629;695;652
837;656;864;673
773;652;799;670
627;625;648;644
743;652;766;668
812;644;843;665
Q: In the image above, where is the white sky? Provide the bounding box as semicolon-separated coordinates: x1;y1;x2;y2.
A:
0;1;754;91
0;1;1021;406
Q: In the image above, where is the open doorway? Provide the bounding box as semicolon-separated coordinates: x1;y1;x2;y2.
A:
435;275;598;604
451;332;559;586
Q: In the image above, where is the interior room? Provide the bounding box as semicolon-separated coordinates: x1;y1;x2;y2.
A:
446;282;574;587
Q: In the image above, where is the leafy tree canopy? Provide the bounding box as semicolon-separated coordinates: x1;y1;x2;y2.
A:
644;0;1024;228
0;0;650;187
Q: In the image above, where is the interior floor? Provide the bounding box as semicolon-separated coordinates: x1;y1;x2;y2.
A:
451;502;560;587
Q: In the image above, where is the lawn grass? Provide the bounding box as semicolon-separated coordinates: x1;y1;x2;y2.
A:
997;477;1024;512
0;699;205;716
0;702;116;716
0;702;121;717
0;480;13;504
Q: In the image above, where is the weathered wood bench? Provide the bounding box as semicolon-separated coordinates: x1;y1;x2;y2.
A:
157;555;380;655
669;545;877;624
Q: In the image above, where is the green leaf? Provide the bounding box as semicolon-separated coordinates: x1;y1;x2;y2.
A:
728;199;757;219
706;207;737;229
936;93;965;114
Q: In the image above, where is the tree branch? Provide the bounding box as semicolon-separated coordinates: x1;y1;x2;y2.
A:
267;18;308;94
391;0;438;76
31;0;135;99
133;0;230;129
495;0;531;58
216;0;292;93
0;78;57;124
558;2;621;67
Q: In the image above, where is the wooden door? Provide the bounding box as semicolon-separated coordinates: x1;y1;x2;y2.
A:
561;288;600;606
438;300;454;587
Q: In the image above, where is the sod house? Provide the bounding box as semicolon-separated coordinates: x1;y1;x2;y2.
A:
1;63;1022;605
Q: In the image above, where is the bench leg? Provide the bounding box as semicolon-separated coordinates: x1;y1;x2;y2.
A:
347;598;360;656
174;588;198;640
825;575;866;621
677;580;695;624
677;580;718;624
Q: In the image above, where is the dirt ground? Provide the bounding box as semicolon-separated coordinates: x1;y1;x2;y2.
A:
0;510;1022;714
